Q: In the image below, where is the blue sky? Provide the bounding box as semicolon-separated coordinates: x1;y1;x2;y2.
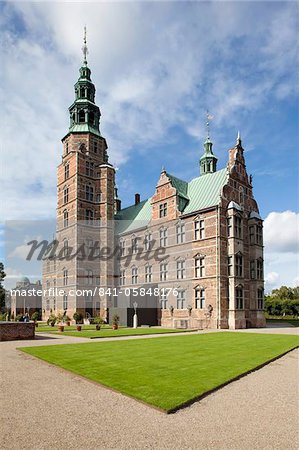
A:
1;1;298;291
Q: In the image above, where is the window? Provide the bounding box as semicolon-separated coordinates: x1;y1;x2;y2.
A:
257;289;264;310
145;265;152;283
250;260;255;279
66;142;69;154
235;254;243;277
195;219;205;240
63;240;69;258
249;226;255;244
64;164;69;180
46;298;50;311
227;217;232;237
131;237;138;254
160;263;168;281
63;210;69;228
160;228;168;247
63;294;68;310
93;141;98;153
63;186;69;204
176;222;185;244
160;292;168;309
86;161;94;177
159;203;167;218
177;260;186;279
228;256;233;276
144;233;152;251
119;269;126;286
96;193;102;203
85;209;94;224
63;269;68;286
195;288;205;309
239;187;244;205
132;267;138;285
119;240;125;257
85;185;94;202
79;110;85;123
256;225;263;245
235;287;243;309
195;256;205;278
177;290;186;309
257;259;263;280
85;269;93;285
234;216;242;238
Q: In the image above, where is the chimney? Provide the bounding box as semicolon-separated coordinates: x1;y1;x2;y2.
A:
135;193;140;205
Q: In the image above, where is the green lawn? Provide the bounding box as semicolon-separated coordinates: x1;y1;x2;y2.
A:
21;332;298;412
36;324;106;333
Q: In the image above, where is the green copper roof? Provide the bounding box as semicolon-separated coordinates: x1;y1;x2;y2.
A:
166;172;189;200
183;168;227;213
115;168;228;234
115;199;152;234
68;124;101;136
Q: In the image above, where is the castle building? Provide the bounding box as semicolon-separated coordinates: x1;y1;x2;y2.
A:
42;35;265;329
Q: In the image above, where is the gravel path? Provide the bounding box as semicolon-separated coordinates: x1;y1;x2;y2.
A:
1;330;298;450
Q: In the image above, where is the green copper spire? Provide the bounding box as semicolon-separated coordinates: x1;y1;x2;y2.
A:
68;28;101;137
199;111;218;175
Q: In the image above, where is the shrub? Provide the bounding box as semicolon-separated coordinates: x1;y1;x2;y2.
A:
112;314;120;326
94;315;105;325
31;311;40;322
73;312;83;324
15;314;24;322
47;314;57;326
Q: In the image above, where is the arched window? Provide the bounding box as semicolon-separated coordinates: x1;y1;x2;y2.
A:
63;269;68;286
63;210;69;228
63;240;69;258
235;286;244;309
195;287;205;309
64;163;69;180
85;209;94;224
257;288;264;310
80;87;85;98
85;269;93;285
63;294;68;311
79;110;85;123
63;186;69;204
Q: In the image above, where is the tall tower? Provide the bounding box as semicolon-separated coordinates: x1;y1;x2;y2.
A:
43;29;115;321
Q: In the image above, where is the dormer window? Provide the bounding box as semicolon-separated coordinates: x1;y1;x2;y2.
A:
159;202;167;218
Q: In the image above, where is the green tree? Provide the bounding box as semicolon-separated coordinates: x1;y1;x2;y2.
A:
0;262;6;312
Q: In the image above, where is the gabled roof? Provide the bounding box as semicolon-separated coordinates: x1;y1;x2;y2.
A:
165;172;189;200
115;168;228;234
115;199;152;234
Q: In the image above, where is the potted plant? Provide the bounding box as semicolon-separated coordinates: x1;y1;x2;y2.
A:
73;312;83;324
31;311;39;327
64;315;71;326
47;314;57;327
94;316;105;331
112;314;120;330
56;313;65;332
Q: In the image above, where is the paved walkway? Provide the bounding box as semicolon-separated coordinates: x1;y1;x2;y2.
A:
1;328;298;450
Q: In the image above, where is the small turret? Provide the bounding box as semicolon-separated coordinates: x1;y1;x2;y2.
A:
199;112;218;175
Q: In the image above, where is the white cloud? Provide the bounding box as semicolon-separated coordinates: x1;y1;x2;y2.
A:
264;211;299;254
264;211;299;292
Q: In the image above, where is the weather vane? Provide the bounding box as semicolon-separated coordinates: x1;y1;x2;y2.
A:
82;26;88;65
206;110;213;139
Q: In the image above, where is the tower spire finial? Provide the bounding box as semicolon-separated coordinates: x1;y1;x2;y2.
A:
82;26;88;66
206;110;213;140
236;130;242;146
